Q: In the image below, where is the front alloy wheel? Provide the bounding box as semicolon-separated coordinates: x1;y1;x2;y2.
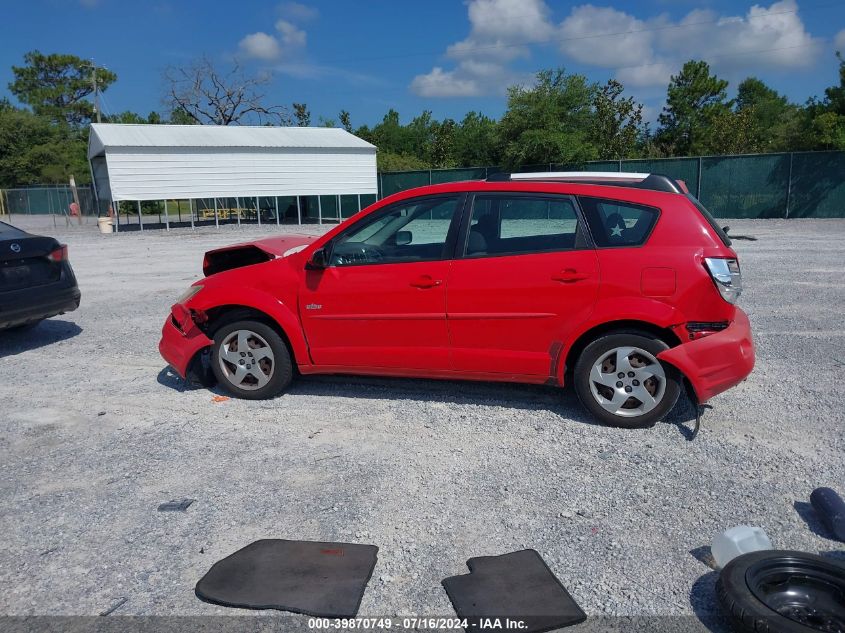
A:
574;332;681;428
211;320;293;400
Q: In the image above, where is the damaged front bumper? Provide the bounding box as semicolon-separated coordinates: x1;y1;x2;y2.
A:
158;303;212;378
659;308;755;403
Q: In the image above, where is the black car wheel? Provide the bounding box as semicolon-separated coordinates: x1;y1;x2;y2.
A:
717;550;845;633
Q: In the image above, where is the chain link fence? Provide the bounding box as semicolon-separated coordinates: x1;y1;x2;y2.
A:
379;151;845;218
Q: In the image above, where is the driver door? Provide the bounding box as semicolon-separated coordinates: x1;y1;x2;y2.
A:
299;194;464;370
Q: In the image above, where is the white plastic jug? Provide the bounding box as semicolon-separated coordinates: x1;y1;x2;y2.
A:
712;525;772;569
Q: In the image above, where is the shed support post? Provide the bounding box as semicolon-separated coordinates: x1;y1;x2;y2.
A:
318;196;322;225
337;194;341;222
114;200;119;233
189;199;194;229
137;200;143;231
256;196;261;226
296;196;302;225
275;197;280;225
357;194;361;214
163;200;170;231
214;198;219;229
236;197;241;227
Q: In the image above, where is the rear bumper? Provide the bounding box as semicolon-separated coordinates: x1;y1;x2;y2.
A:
658;308;755;403
0;278;81;330
158;304;212;378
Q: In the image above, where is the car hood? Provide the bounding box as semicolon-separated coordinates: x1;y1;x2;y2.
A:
202;234;317;276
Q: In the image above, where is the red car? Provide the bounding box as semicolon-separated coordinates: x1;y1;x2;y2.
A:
159;172;754;428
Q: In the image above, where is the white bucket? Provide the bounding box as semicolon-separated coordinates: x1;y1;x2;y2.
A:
712;525;772;568
97;217;114;234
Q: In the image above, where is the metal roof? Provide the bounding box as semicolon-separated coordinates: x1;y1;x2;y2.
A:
88;123;376;158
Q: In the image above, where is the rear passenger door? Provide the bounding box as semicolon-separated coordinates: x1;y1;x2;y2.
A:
446;193;599;378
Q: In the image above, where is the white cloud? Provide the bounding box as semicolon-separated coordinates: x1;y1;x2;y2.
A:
558;5;654;67
239;18;308;61
412;0;824;97
836;29;845;51
659;0;821;71
555;0;822;87
615;61;674;89
276;20;307;49
412;0;553;97
411;68;483;98
279;1;318;22
239;32;282;60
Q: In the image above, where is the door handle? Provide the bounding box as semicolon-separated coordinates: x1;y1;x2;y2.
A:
410;275;442;289
551;269;589;283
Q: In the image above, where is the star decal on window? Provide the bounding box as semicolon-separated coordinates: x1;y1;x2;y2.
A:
610;224;624;237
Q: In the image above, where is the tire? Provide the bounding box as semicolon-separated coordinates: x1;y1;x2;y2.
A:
716;550;845;633
210;320;293;400
573;331;681;428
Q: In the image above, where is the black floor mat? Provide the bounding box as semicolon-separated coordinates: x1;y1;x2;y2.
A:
442;549;586;633
195;539;378;616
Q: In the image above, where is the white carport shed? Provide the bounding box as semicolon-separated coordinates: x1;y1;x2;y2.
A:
88;123;378;231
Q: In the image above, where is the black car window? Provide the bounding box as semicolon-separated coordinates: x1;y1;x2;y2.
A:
578;197;659;247
463;194;582;258
329;196;461;266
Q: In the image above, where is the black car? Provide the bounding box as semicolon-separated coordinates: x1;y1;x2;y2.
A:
0;221;81;331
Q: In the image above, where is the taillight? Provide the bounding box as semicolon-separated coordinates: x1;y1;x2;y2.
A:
47;245;68;263
704;257;742;304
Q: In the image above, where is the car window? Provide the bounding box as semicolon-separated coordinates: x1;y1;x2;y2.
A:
578;197;659;247
329;196;460;266
464;194;581;257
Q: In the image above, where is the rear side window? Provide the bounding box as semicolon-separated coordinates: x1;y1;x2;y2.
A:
578;197;659;247
464;194;583;257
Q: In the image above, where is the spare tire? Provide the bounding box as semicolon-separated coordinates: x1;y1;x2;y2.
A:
716;550;845;633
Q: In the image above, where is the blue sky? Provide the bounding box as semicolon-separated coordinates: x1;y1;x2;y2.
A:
2;0;844;126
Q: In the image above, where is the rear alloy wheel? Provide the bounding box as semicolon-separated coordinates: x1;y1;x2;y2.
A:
211;320;292;400
717;550;845;633
574;332;681;428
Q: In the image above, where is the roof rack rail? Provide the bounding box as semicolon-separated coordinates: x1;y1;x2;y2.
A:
485;171;684;194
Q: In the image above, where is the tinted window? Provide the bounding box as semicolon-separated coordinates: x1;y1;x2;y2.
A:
329;196;460;266
578;197;659;247
464;195;581;257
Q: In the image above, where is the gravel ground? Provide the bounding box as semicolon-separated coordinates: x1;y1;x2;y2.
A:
0;219;843;628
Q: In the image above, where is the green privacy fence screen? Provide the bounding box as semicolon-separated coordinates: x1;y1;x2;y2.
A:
379;151;845;218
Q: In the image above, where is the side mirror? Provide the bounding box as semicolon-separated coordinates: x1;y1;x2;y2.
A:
305;247;329;270
395;230;412;246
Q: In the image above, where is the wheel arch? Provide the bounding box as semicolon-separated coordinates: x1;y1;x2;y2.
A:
199;302;310;368
562;319;682;380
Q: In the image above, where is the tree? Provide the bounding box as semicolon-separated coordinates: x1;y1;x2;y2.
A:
9;51;116;125
498;68;597;168
452;111;500;166
590;79;644;160
339;110;352;132
108;111;162;124
801;53;845;150
428;118;456;168
657;60;730;155
0;104;88;186
293;103;311;126
164;56;288;125
735;77;800;151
